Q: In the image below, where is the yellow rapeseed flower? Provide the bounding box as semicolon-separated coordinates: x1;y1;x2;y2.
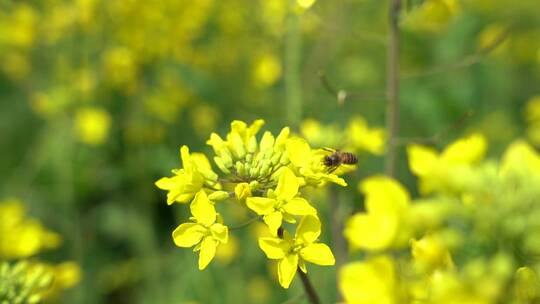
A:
407;133;487;195
344;176;410;251
74;107;112;146
286;137;347;187
339;255;397;304
258;215;335;288
155;146;219;205
246;167;316;234
172;190;228;270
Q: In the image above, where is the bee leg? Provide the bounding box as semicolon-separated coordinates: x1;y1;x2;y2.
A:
327;166;339;174
322;147;335;153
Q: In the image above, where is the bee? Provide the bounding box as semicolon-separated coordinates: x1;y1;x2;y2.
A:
322;148;358;173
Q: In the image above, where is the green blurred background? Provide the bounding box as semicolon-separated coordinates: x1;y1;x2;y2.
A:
1;0;540;303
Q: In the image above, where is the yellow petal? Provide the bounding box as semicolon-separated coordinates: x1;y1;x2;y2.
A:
344;213;398;251
263;211;283;234
278;254;299;289
180;145;192;171
296;215;321;244
210;223;229;244
275;168;300;200
191;153;218;181
246;197;276;215
339;256;396;304
282;198;316;216
300;243;335;266
258;237;289;259
359;176;409;213
190;190;216;227
198;236;218;270
275;127;290;149
407;144;439;177
172;223;206;247
286;137;311;168
441;133;487;164
259;131;275;151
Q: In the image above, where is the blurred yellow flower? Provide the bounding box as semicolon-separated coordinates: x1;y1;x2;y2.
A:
258;215;335;288
346;116;385;155
215;234;239;265
345;176;410;251
403;0;460;33
407;133;487;195
411;234;454;273
0;199;61;259
339;255;397;304
525;96;540;146
252;53;282;87
74;107;112;146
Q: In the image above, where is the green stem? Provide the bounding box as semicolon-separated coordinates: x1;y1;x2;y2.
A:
285;7;303;128
385;0;402;178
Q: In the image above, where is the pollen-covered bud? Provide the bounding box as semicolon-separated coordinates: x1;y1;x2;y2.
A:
208;191;230;201
235;183;252;201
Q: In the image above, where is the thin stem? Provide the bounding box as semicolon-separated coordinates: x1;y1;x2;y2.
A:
229;216;261;230
385;0;402;178
285;8;302;128
297;269;321;304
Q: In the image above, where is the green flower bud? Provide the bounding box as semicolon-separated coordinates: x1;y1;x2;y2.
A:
208;191;230;201
219;149;234;167
247;136;258;153
235;161;246;176
260;163;271;177
249;166;259;178
280;151;290;165
249;180;259;191
270;152;282;166
214;157;231;174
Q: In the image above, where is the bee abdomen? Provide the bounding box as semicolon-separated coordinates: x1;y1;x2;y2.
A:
342;152;358;165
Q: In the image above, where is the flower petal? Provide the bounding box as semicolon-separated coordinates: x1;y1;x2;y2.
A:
180;145;192;171
283;197;317;216
296;215;321;244
286;137;311;168
278;254;299;289
407;144;438;177
199;236;218;270
258;237;289;259
246;197;276;215
190;190;216;226
264;211;283;234
300;243;335;266
172;223;206;247
275;168;299;200
210;223;228;244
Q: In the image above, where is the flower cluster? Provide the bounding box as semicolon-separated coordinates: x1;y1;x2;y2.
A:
340;134;540;304
156;119;350;288
0;199;81;302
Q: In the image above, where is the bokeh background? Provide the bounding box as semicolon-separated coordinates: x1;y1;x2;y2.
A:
1;0;540;303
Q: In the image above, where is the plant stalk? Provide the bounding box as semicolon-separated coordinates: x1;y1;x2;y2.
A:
385;0;402;177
